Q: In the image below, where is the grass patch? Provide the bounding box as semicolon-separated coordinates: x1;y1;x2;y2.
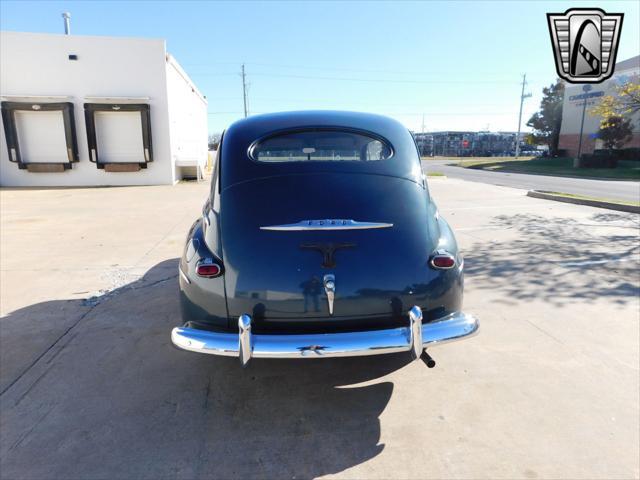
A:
457;157;534;167
458;157;640;180
426;171;445;177
541;191;640;207
422;156;535;162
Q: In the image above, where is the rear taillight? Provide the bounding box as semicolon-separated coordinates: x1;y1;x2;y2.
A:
430;252;456;269
196;261;222;277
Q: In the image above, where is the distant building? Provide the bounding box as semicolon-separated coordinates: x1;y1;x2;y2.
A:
413;132;433;156
475;132;523;156
413;131;525;157
0;31;208;187
558;55;640;157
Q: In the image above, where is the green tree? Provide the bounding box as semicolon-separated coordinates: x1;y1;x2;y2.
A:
597;115;633;152
526;80;565;156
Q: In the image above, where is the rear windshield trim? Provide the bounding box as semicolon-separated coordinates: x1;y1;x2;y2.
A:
247;126;394;163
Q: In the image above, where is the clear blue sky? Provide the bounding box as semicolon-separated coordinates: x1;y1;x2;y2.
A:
1;1;638;135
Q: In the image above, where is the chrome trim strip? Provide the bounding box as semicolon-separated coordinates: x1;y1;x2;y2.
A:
171;309;479;362
178;265;191;284
202;206;211;227
260;219;393;231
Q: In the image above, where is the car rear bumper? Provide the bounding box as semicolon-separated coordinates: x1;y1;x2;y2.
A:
171;307;479;366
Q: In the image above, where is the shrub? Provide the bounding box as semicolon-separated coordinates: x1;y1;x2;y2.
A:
579;153;618;168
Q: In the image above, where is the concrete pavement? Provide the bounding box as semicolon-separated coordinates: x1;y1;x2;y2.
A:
423;159;640;203
1;178;639;479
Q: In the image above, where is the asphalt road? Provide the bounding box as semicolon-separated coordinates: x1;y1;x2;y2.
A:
422;160;640;203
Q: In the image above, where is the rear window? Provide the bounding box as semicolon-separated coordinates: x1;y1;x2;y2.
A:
250;129;393;162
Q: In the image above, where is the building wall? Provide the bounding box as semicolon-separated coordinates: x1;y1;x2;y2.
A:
0;31;175;186
558;56;640;156
165;55;208;181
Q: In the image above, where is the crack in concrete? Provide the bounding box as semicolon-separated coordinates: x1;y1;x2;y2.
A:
0;273;177;398
14;363;54;407
0;304;97;398
8;404;55;451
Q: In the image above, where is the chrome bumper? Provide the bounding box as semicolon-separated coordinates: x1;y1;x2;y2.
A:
171;307;479;366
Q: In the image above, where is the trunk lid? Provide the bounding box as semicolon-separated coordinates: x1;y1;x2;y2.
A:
220;173;432;325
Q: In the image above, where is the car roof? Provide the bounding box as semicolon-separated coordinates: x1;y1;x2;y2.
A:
219;110;423;190
227;110;407;138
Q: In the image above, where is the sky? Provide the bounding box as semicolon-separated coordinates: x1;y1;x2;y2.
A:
1;0;639;135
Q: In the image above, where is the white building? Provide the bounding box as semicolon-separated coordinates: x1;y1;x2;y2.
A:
0;31;208;186
558;55;640;156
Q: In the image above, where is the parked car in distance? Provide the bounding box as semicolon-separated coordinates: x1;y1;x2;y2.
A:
172;111;479;367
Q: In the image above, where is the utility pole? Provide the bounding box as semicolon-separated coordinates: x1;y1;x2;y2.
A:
241;64;248;118
515;73;532;158
421;114;425;134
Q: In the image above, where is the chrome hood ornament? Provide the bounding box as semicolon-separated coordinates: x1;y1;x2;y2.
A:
260;219;393;231
323;274;336;316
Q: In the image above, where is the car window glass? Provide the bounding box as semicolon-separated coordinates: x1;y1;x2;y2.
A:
251;130;392;162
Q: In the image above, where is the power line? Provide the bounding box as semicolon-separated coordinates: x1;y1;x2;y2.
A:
204;96;526;108
187;73;239;76
183;60;550;78
198;71;521;84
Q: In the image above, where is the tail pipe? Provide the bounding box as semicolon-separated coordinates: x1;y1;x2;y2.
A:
420;350;437;368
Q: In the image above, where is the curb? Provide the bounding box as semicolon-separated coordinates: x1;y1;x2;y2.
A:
527;190;640;214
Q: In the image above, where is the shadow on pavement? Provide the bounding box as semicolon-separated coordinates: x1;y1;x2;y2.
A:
0;258;412;479
464;211;640;307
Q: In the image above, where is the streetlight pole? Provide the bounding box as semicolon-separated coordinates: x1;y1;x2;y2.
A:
575;84;592;167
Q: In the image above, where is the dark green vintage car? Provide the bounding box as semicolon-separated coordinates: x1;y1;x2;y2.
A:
172;111;478;367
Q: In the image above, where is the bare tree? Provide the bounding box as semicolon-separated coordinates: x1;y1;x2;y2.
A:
208;133;221;150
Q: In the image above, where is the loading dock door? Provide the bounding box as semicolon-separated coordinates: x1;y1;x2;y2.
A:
15;110;68;164
1;102;79;172
95;111;145;163
84;103;153;172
